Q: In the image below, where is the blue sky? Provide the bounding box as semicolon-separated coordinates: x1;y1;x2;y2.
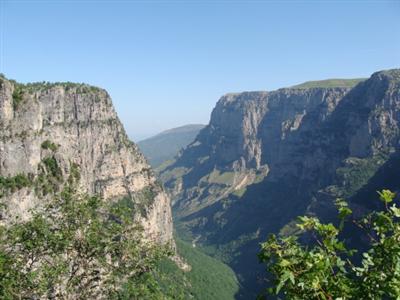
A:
1;0;399;141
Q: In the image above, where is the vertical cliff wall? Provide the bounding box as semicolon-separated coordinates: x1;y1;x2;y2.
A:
0;76;173;243
161;69;400;297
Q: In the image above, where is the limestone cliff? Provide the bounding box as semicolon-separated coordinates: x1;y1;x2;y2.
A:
161;85;351;219
160;69;400;297
0;76;173;244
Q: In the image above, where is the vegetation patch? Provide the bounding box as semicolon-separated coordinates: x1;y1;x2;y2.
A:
0;174;32;197
34;156;64;196
159;166;189;184
207;170;235;185
278;219;301;237
259;189;400;299
155;159;176;174
67;162;80;184
0;183;172;299
291;78;366;89
41;140;59;152
157;238;239;300
200;231;260;264
0;157;65;199
42;157;62;180
11;80;102;94
232;187;247;197
12;86;24;110
335;154;388;197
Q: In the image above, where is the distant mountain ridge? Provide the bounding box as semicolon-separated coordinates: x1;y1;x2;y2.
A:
291;78;366;89
138;124;205;167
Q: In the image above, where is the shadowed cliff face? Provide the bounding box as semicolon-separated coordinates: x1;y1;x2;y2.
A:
0;76;173;244
162;87;352;222
161;69;400;297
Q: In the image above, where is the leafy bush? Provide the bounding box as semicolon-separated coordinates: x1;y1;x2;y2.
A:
12;87;24;110
0;184;173;299
258;189;400;299
33;157;64;196
42;156;62;181
0;157;181;299
41;140;58;152
0;174;32;196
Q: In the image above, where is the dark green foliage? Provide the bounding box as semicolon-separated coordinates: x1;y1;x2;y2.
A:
67;162;80;184
0;174;32;196
0;184;173;299
42;156;62;181
34;173;55;196
5;76;103;104
157;238;239;300
41;140;58;152
12;86;24;110
33;157;68;197
34;156;63;196
13;81;102;94
0;161;184;299
258;189;400;299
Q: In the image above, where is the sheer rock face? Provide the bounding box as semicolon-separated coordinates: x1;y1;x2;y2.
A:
161;69;400;295
205;88;349;170
162;85;351;219
0;77;173;244
164;70;400;223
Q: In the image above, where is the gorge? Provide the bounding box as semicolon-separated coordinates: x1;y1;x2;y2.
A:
1;68;399;299
159;69;400;298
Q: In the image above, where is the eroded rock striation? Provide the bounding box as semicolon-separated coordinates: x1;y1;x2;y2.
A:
0;76;173;244
161;69;400;297
162;85;351;220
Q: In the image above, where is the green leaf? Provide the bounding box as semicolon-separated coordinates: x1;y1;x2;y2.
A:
279;259;291;267
390;205;400;218
276;280;285;295
338;207;352;219
377;189;396;203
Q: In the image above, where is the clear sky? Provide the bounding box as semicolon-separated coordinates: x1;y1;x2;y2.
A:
1;0;399;141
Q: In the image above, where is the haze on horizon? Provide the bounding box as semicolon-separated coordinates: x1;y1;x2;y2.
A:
1;0;399;141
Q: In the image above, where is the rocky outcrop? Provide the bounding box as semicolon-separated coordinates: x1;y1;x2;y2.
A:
161;69;400;297
162;85;351;219
0;76;173;244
